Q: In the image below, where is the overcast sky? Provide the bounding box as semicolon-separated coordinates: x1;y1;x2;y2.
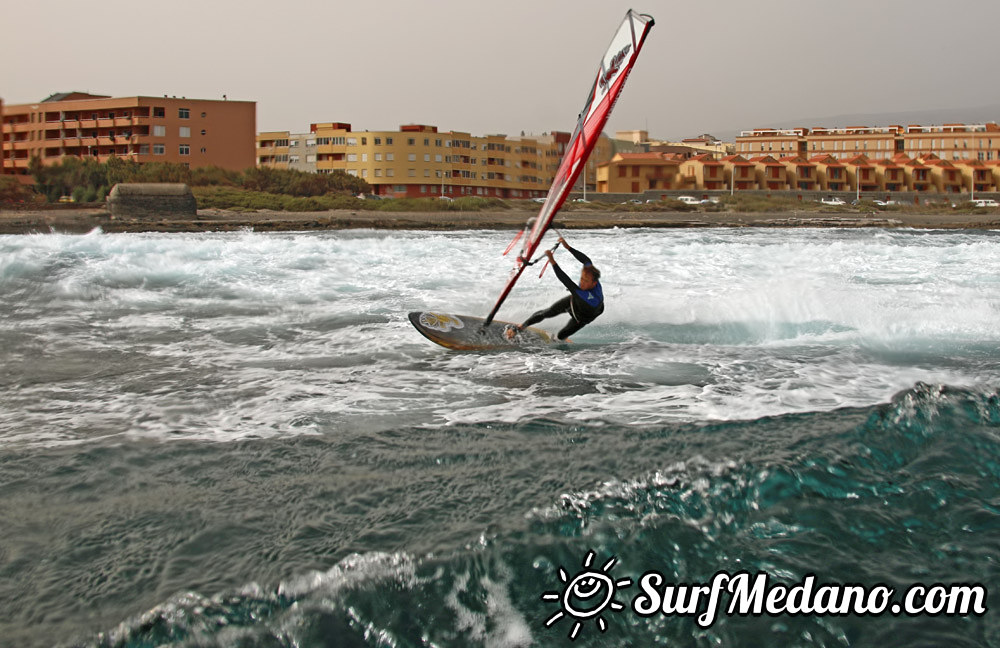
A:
5;0;1000;140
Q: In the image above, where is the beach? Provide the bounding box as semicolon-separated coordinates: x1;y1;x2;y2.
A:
2;205;999;234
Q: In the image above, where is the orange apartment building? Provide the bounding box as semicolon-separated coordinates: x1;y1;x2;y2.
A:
257;122;621;199
721;155;757;190
679;154;726;190
737;123;1000;163
732;123;1000;194
780;155;818;191
1;92;256;176
596;152;684;193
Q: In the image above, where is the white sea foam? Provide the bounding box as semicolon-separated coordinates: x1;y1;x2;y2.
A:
2;227;999;447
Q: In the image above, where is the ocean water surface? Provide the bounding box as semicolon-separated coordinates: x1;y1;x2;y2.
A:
1;226;998;647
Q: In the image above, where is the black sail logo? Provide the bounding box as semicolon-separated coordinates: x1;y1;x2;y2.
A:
598;45;632;92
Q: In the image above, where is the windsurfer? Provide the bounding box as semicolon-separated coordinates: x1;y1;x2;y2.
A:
505;237;604;341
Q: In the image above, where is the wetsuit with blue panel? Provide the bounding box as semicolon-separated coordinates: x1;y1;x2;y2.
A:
519;241;604;340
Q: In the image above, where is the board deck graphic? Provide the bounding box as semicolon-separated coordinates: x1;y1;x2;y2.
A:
408;311;554;351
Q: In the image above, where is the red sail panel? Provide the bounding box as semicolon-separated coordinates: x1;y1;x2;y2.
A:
485;9;655;325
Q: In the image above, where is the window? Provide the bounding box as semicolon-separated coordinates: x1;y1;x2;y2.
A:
347;153;357;162
361;137;367;145
424;154;430;162
408;138;415;145
153;144;165;155
386;137;393;145
153;107;165;118
178;108;190;119
362;153;368;162
139;144;150;154
386;153;394;161
201;112;206;118
200;147;207;154
362;169;368;177
200;129;206;136
347;137;357;146
375;153;382;161
179;144;190;155
179;127;191;138
387;169;394;177
153;125;166;137
374;137;382;145
408;153;416;161
408;169;416;177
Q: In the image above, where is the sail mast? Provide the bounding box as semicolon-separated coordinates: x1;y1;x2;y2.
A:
484;9;654;325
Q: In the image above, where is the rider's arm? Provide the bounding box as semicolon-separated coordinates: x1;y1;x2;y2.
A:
550;260;579;292
560;240;593;267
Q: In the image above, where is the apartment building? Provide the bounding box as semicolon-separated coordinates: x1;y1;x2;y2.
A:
256;122;619;199
0;98;5;175
679;154;726;190
596;152;684;193
1;92;256;176
256;131;319;173
737;123;1000;163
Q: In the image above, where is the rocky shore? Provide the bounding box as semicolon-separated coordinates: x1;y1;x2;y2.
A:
2;206;999;235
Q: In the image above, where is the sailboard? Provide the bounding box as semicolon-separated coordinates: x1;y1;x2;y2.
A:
409;312;554;351
410;9;654;349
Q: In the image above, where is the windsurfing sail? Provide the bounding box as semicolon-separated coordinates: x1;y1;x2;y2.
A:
484;9;654;325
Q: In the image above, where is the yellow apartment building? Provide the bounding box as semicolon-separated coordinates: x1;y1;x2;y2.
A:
1;92;256;176
256;122;618;199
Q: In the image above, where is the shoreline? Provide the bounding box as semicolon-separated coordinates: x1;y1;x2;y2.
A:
1;207;999;234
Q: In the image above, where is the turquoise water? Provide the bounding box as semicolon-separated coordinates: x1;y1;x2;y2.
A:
1;227;998;647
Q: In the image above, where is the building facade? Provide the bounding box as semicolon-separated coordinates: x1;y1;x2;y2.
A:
256;122;622;199
596;152;684;193
1;92;256;176
737;123;1000;163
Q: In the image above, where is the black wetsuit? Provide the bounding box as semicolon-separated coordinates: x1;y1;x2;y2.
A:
521;242;605;340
